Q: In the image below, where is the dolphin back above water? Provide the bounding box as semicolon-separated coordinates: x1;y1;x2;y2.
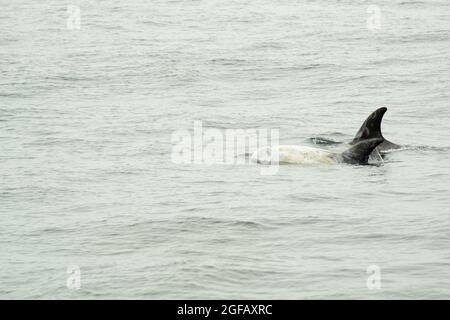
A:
251;106;398;166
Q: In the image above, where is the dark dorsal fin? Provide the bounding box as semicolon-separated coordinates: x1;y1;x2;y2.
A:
350;107;387;145
340;138;384;165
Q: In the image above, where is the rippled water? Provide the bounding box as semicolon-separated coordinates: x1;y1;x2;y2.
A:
1;0;450;299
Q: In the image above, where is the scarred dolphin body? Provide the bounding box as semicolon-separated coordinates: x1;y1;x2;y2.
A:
251;107;398;166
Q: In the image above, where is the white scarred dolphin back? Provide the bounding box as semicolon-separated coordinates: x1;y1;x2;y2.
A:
251;145;335;165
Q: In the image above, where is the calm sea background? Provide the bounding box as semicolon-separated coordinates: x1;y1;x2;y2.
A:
1;0;450;299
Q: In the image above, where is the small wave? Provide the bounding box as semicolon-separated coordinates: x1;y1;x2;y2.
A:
385;145;450;153
183;216;271;230
308;136;343;145
399;1;428;6
125;216;273;232
210;58;248;66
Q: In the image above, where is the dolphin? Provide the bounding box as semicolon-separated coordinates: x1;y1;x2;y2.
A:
251;106;396;165
350;107;401;154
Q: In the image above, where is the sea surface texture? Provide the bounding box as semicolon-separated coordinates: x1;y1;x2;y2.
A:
1;0;450;299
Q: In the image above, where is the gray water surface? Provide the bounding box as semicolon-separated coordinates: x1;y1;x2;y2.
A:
1;0;450;299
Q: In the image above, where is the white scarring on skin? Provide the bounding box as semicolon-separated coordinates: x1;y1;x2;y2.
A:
251;145;336;165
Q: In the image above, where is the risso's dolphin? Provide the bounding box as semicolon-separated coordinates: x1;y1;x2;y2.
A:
251;106;402;165
350;107;401;154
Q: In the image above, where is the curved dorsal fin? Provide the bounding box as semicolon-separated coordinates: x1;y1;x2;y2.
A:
350;107;387;145
341;138;384;164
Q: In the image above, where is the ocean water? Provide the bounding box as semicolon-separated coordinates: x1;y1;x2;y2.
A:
1;0;450;299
